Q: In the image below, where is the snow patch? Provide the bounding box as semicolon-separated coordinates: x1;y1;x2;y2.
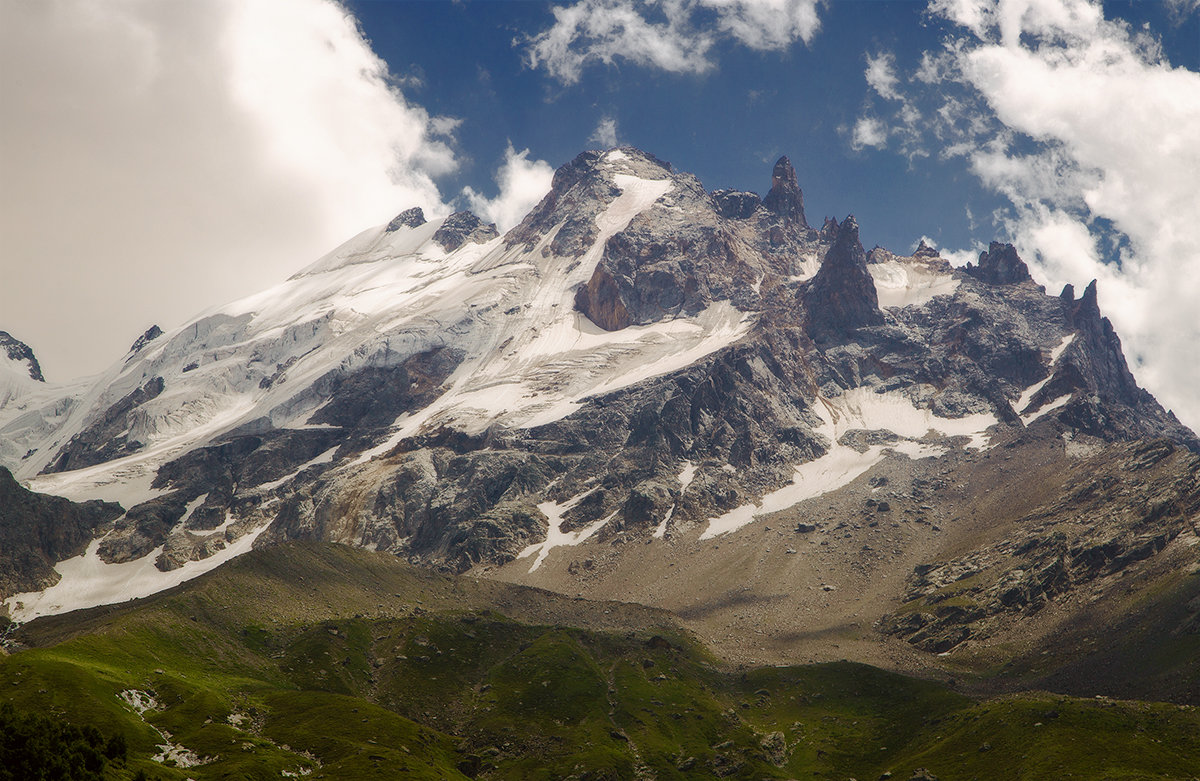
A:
701;445;885;539
517;490;613;572
701;387;993;539
822;386;998;449
868;261;960;308
1015;334;1077;421
653;460;697;538
5;519;273;621
253;446;338;492
1021;394;1071;425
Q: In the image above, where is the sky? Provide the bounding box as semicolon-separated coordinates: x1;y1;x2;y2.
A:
1;0;1198;428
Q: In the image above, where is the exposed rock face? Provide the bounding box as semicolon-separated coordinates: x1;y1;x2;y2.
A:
386;206;427;232
880;439;1200;654
1050;280;1158;438
913;239;940;259
41;376;165;473
712;189;761;220
127;325;162;355
761;156;807;227
432;211;498;251
802;216;884;342
964;241;1034;285
0;331;44;382
506;150;611;256
0;467;122;599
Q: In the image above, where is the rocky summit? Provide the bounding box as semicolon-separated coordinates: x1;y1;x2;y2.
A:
1;148;1198;697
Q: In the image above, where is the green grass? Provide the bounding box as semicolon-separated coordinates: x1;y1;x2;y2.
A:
3;543;1199;780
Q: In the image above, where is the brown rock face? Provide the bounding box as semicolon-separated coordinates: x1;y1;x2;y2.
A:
802;215;884;342
762;156;807;227
964;241;1034;285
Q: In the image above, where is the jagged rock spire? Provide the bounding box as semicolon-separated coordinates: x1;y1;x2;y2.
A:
803;215;884;342
913;239;940;259
964;242;1033;285
762;156;807;227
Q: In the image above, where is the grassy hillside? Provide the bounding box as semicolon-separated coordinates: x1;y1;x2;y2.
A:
2;543;1198;780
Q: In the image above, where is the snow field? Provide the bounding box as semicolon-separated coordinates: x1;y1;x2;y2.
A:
868;260;960;308
701;386;999;539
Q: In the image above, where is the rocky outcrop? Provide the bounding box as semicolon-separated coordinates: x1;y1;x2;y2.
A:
963;241;1034;285
432;211;498;252
913;239;940;259
0;331;44;382
712;189;761;220
1044;281;1176;442
802;216;884;342
127;325;162;356
386;206;427;232
0;467;122;599
880;440;1200;654
505;150;612;257
41;376;166;474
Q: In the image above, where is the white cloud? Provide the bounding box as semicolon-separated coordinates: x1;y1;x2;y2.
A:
525;0;822;84
462;145;556;232
701;0;823;49
851;116;889;149
914;0;1200;430
589;116;621;147
0;0;458;379
865;51;901;99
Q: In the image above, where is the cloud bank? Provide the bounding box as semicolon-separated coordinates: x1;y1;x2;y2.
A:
865;0;1200;429
525;0;822;83
0;0;458;379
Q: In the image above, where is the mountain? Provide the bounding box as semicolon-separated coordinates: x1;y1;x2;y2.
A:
2;148;1198;693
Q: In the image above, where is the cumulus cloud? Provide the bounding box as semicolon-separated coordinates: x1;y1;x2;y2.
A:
524;0;822;84
850;116;889;149
905;0;1200;429
0;0;458;379
462;145;556;231
589;116;621;147
865;51;901;99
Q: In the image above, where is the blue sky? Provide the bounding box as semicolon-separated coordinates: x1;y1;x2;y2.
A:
2;0;1199;429
347;0;1197;257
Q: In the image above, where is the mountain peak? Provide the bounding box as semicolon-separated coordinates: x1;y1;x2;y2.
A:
964;241;1033;285
913;239;940;258
762;155;807;226
386;206;427;233
0;331;44;382
803;215;883;341
432;211;498;252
